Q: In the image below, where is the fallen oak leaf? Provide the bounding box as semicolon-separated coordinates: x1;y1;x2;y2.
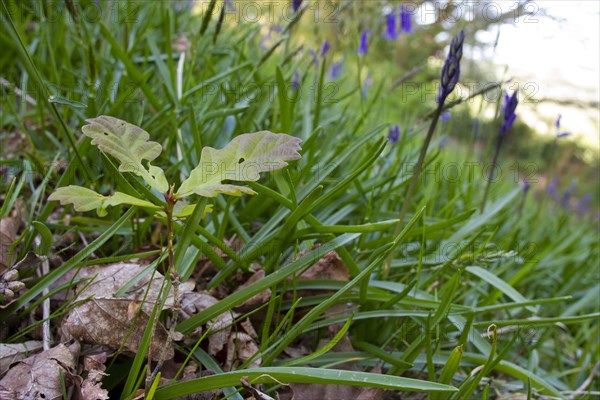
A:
225;332;261;371
0;340;44;375
0;341;80;400
62;298;173;361
79;369;109;400
60;262;193;361
299;250;349;281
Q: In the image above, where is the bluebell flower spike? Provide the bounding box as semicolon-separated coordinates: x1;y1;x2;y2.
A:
383;10;398;40
329;61;343;79
437;30;465;105
292;0;302;13
523;178;530;194
401;5;412;34
388;125;400;144
358;30;369;55
321;41;330;57
500;91;518;136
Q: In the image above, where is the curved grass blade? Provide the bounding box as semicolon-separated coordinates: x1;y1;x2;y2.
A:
153;367;457;399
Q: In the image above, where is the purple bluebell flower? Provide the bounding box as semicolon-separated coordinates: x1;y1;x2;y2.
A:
561;181;576;208
523;178;530;194
309;41;331;65
440;110;451;121
225;0;236;11
308;48;318;65
577;194;592;213
292;70;300;90
500;91;518;136
554;114;570;137
292;0;302;13
260;25;283;49
439;135;448;149
383;10;398;40
320;41;330;57
329;61;343;79
358;30;369;55
400;5;412;33
437;30;464;105
547;176;558;198
388;124;400;144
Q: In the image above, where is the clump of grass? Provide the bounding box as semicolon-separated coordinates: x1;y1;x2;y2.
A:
0;2;598;399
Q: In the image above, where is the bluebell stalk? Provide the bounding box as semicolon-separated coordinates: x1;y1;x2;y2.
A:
387;30;465;277
481;90;518;211
518;178;531;214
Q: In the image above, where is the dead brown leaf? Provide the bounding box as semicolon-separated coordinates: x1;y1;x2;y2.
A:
300;250;349;281
241;376;275;400
0;204;22;274
235;268;271;312
179;291;236;356
82;351;108;373
80;369;109;400
0;341;80;400
208;311;234;357
0;340;44;375
225;332;261;371
60;262;193;361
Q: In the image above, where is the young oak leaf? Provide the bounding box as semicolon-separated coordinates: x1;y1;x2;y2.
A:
176;131;302;198
81;116;169;193
154;203;214;218
48;186;160;217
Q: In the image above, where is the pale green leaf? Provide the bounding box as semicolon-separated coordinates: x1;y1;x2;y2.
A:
48;186;104;213
154;203;214;218
81;116;169;193
49;186;160;216
176;131;302;198
105;192;161;210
